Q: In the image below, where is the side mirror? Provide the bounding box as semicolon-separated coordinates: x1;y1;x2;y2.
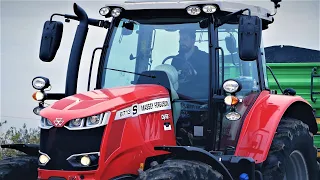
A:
238;15;262;61
39;21;63;62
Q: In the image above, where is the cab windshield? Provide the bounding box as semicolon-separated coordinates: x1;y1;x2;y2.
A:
100;17;261;149
101;18;210;100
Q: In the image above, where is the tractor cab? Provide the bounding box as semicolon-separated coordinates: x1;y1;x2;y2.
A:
34;1;275;152
98;8;266;149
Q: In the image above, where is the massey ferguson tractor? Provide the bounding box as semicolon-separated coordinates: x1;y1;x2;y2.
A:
1;0;319;180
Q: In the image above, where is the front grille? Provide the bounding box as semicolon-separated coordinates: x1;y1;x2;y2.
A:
39;126;106;171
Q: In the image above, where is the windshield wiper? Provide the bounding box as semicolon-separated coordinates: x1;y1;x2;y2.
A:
104;67;156;78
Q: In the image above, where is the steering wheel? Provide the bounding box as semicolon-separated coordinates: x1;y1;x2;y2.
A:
162;55;198;84
162;55;176;64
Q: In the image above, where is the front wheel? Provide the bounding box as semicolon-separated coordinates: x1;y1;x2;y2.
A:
136;159;223;180
261;117;319;180
0;155;38;180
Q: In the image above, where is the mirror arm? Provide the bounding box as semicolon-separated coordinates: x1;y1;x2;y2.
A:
216;8;251;27
268;0;282;17
266;65;284;94
50;13;64;22
50;13;110;29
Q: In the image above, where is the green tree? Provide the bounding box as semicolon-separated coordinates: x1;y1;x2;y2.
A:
0;121;40;160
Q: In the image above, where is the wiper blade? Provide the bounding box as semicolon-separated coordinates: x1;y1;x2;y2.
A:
104;67;156;78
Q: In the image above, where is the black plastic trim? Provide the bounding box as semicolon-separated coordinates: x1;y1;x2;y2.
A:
1;143;39;156
217;155;256;180
47;93;66;100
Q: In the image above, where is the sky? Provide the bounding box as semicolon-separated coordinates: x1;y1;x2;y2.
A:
1;0;319;133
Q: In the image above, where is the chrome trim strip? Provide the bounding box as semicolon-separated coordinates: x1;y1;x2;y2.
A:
66;152;100;161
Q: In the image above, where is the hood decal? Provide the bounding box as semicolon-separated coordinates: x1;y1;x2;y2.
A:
40;84;169;123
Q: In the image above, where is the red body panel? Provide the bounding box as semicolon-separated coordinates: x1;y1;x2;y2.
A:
38;84;176;179
40;84;169;125
235;90;311;163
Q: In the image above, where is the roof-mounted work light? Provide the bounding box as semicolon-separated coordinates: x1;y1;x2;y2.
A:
111;8;122;17
99;6;110;16
202;5;217;13
187;6;201;15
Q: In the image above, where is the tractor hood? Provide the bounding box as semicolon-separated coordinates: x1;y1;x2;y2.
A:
40;84;169;126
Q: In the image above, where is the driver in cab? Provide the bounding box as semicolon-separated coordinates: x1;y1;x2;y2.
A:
171;29;209;99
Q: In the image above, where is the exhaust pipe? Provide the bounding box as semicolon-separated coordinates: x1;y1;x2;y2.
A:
65;3;88;96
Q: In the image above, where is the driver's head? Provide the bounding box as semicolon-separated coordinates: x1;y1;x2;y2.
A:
179;29;196;54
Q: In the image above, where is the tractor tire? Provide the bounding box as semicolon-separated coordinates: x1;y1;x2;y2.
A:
261;117;319;180
136;159;223;180
0;155;38;180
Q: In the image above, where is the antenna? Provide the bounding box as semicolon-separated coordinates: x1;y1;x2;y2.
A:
268;0;282;17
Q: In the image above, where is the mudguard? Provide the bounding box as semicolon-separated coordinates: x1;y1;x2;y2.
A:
235;90;317;163
155;146;233;180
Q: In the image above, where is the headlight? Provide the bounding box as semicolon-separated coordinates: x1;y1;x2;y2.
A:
33;105;44;116
86;113;106;127
39;151;51;166
67;152;99;168
111;8;121;17
87;115;100;125
187;6;201;15
202;5;217;13
39;117;53;129
70;118;84;128
80;156;91;166
223;79;241;93
99;6;110;16
65;112;110;130
32;76;50;90
225;111;241;121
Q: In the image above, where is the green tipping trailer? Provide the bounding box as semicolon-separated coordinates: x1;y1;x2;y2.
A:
265;45;320;157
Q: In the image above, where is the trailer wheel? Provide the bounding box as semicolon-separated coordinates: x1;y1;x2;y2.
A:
0;155;38;180
261;117;319;180
137;159;223;180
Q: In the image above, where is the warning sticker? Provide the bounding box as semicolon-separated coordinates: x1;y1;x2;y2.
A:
164;122;172;131
115;98;171;120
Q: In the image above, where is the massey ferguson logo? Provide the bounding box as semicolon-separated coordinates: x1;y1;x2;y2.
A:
54;118;64;127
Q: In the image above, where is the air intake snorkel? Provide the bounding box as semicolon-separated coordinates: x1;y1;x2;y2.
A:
65;3;89;96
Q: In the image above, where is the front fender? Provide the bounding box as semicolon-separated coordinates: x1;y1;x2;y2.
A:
155;146;234;180
235;90;317;163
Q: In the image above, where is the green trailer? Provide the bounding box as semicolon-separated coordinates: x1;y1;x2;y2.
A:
265;45;320;157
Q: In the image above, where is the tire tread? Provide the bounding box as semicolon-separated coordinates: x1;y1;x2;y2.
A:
0;155;38;180
262;117;318;180
137;159;223;180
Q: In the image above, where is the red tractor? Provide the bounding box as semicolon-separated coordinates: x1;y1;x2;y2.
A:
1;0;319;180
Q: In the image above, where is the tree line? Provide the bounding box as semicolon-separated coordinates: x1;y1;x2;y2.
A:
0;120;40;160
